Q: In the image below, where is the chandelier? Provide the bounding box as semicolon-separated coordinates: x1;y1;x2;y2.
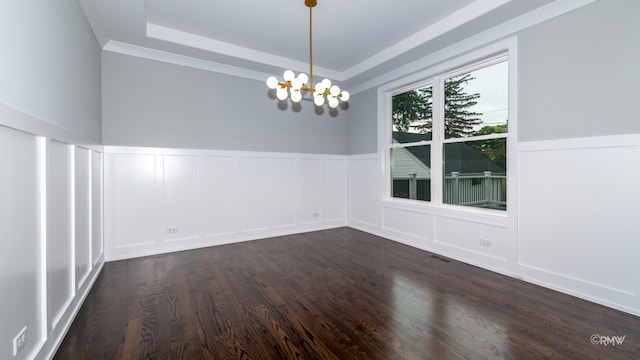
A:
265;0;349;108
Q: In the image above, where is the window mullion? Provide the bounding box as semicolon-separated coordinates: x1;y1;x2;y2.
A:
431;76;445;205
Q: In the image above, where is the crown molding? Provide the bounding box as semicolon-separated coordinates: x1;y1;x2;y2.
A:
348;0;597;95
103;40;272;82
100;0;596;94
146;23;343;81
343;0;512;80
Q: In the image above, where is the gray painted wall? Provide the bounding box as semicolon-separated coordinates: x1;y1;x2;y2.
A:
519;0;640;141
347;88;378;155
104;1;639;155
346;0;640;153
0;1;102;142
102;52;350;155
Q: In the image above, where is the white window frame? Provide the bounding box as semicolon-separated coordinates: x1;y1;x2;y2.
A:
377;37;518;223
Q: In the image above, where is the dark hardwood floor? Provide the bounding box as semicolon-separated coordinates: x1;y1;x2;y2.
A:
54;228;640;359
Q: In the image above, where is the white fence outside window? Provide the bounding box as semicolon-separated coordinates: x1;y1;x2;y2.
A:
444;171;506;209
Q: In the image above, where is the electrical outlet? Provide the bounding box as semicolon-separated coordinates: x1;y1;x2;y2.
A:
13;327;27;356
312;212;319;218
166;228;178;234
480;239;492;248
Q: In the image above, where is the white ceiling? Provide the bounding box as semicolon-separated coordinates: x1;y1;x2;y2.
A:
80;0;564;89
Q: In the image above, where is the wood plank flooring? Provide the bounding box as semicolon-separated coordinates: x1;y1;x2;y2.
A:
54;228;640;359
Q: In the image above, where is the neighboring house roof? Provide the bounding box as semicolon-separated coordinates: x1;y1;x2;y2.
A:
392;131;505;176
392;131;433;143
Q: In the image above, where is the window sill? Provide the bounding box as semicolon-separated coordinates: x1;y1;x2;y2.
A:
381;198;511;228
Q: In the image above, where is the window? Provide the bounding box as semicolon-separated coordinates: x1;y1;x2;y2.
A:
387;53;509;211
391;83;433;201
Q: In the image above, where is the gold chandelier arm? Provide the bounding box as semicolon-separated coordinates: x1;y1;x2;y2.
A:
277;81;332;96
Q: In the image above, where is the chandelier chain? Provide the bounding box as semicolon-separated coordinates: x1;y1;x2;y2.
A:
309;3;313;87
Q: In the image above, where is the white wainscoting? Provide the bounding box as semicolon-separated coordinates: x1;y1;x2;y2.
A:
74;147;92;291
91;150;103;266
0;104;104;360
201;156;237;236
164;155;200;242
0;125;43;360
111;153;161;249
48;140;74;331
348;154;382;229
237;157;269;232
517;135;640;314
268;157;297;229
321;159;348;223
104;147;349;261
348;134;640;316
